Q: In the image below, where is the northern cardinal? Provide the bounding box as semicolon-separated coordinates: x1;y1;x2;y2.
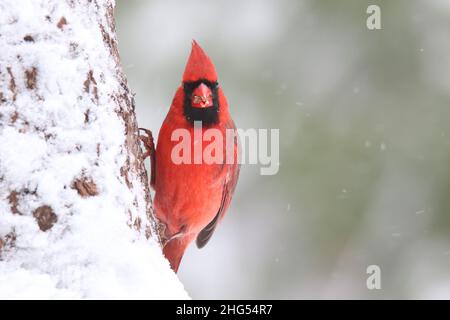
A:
140;41;240;272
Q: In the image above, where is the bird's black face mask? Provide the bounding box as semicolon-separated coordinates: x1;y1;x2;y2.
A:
183;79;219;126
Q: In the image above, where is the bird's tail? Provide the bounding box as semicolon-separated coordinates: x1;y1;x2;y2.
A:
163;235;194;273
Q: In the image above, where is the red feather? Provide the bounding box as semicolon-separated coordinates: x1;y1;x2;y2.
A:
182;40;218;82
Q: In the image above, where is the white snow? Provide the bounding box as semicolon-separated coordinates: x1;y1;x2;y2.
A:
0;0;188;299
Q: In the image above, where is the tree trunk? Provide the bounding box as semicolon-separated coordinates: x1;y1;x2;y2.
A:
0;0;187;299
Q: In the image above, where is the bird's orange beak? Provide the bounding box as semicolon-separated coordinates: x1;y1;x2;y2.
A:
191;83;213;108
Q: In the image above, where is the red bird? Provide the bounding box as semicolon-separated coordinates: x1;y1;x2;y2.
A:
140;41;240;272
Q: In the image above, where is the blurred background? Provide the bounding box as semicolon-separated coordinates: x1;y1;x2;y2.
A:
116;0;450;299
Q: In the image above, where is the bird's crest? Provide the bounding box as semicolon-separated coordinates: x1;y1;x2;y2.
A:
182;40;218;83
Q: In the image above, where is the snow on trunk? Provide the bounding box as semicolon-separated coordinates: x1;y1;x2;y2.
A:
0;0;188;299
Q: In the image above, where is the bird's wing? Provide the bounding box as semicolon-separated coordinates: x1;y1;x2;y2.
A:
196;121;240;249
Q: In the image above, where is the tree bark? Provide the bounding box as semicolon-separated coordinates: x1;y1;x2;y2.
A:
0;0;186;298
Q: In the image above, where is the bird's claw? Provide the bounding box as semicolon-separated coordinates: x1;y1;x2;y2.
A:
139;127;156;188
138;128;155;160
159;222;186;247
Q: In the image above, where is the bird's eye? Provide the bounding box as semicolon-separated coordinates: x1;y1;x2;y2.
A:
193;95;202;104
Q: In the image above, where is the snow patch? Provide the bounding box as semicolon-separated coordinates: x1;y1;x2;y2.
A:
0;0;188;299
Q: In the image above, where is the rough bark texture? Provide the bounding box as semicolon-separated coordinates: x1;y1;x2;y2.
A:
0;0;185;299
101;1;155;239
0;0;154;254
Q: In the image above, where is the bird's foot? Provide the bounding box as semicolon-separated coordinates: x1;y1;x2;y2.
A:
138;128;155;161
139;127;156;187
159;223;186;247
